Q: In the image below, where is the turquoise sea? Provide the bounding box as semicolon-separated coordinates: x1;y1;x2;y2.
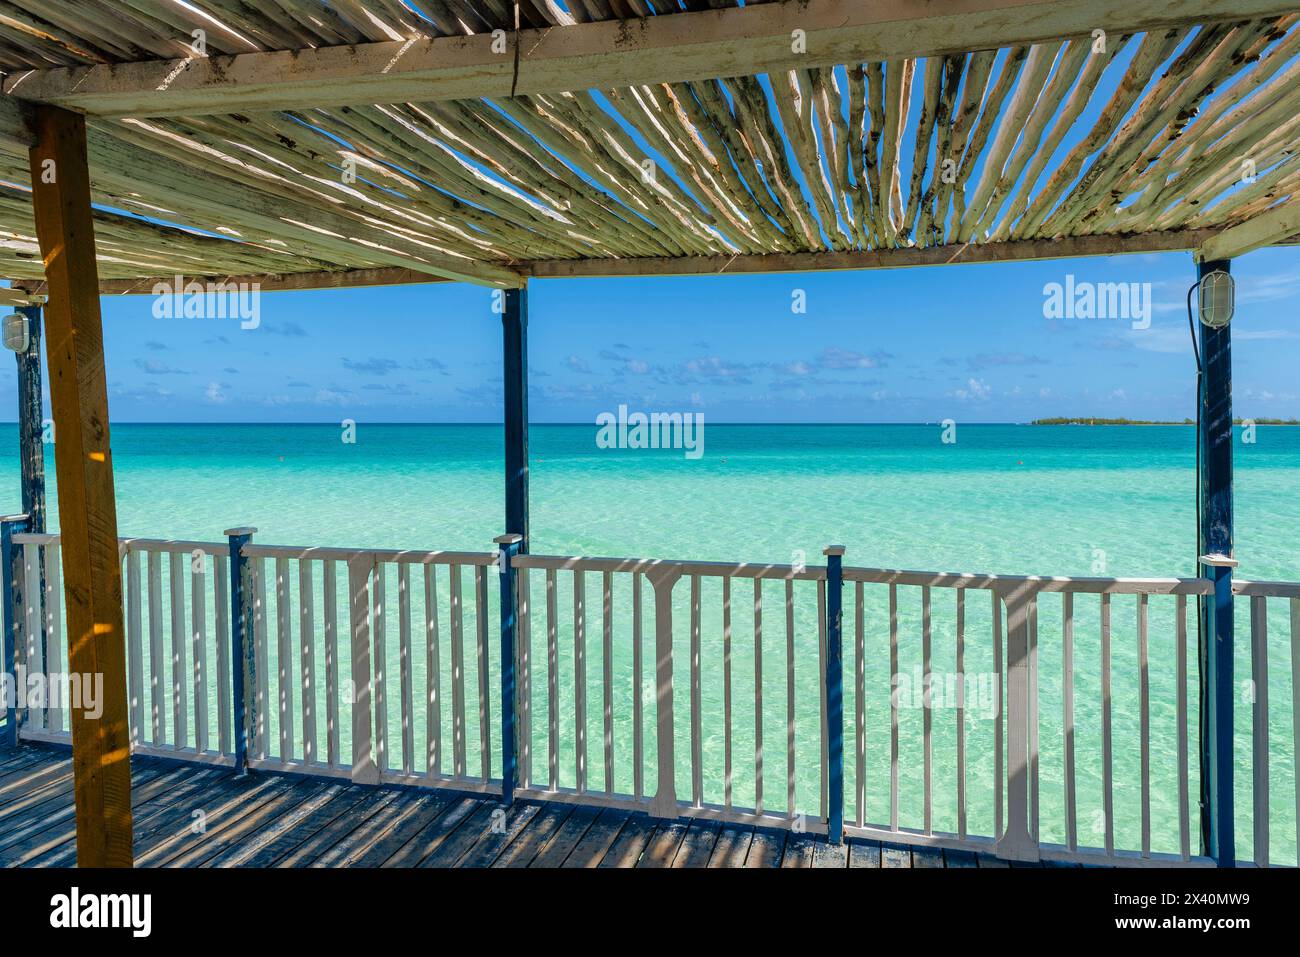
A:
2;423;1297;861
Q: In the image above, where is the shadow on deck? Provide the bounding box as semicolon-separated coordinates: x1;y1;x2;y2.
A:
0;744;1061;868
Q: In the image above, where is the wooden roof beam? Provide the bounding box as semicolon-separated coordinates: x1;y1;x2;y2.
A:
3;0;1294;118
1196;199;1300;261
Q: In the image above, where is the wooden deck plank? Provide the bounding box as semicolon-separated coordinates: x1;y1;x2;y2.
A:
458;802;543;868
168;779;332;867
637;820;690;867
912;845;945;868
944;848;980;868
597;814;657;867
811;836;849;868
881;842;913;868
277;789;403;867
530;804;602;867
418;801;498;867
381;796;481;867
311;791;447;867
707;824;754;867
135;773;296;865
560;807;631;868
493;804;576;867
228;785;377;868
780;832;817;868
744;828;788;867
672;819;722;867
848;840;882;867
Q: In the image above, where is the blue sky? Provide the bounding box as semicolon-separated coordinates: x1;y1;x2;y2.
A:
7;244;1295;424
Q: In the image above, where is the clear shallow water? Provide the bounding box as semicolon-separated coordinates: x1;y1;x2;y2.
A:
2;423;1296;859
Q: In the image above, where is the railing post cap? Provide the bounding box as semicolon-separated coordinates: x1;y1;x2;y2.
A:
494;533;524;545
822;545;846;557
1199;552;1238;568
224;526;257;537
0;513;31;524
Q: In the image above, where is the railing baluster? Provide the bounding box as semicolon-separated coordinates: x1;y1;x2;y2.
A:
451;563;465;779
519;564;531;789
346;555;378;784
398;563;413;775
255;556;269;760
785;578;795;820
922;584;932;835
324;560;339;768
889;583;899;831
127;549;143;747
957;587;966;841
996;587;1037;861
191;550;207;754
1063;591;1076;852
300;559;316;765
1177;593;1189;861
1138;593;1150;858
993;590;1003;843
276;557;293;762
44;544;62;734
214;553;230;756
632;571;643;801
476;565;490;783
855;581;865;830
723;575;732;812
22;543;40;731
372;562;387;773
574;569;586;794
647;566;682;818
1251;594;1269;867
1101;592;1113;856
754;578;764;816
691;573;702;808
546;567;557;791
147;550;165;746
1028;596;1038;844
423;564;439;778
818;577;827;824
0;515;31;745
170;551;188;749
603;570;614;795
1291;597;1299;868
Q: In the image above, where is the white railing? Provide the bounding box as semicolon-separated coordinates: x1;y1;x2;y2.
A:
6;531;1298;866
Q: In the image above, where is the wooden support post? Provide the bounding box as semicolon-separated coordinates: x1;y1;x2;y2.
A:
348;555;380;785
823;546;845;843
647;565;682;818
1197;257;1235;867
995;586;1040;861
225;527;256;773
502;286;529;552
28;104;132;867
496;533;523;805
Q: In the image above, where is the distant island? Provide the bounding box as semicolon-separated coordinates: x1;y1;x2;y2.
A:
1031;417;1300;425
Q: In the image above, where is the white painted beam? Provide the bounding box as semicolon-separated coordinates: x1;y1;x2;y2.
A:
3;0;1294;118
1197;198;1300;261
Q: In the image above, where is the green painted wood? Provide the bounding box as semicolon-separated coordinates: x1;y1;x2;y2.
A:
530;804;601;867
744;828;787;867
637;819;690;867
672;819;722;867
707;824;754;867
458;802;543;868
848;840;881;867
559;807;631;868
493;804;576;867
597;814;657;867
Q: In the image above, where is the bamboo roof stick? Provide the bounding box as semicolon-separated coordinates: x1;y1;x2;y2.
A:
947;45;1028;240
864;61;888;243
879;59;913;242
917;55;964;247
956;41;1061;243
971;39;1089;241
844;65;876;248
993;36;1127;242
1014;29;1184;238
812;68;862;246
770;69;849;250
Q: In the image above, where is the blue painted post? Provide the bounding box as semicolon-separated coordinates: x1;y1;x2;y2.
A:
1;514;31;747
16;306;45;535
1196;258;1234;867
502;285;529;552
496;533;523;805
225;526;257;774
824;545;846;844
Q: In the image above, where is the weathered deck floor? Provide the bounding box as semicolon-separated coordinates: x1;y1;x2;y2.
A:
0;744;1039;868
